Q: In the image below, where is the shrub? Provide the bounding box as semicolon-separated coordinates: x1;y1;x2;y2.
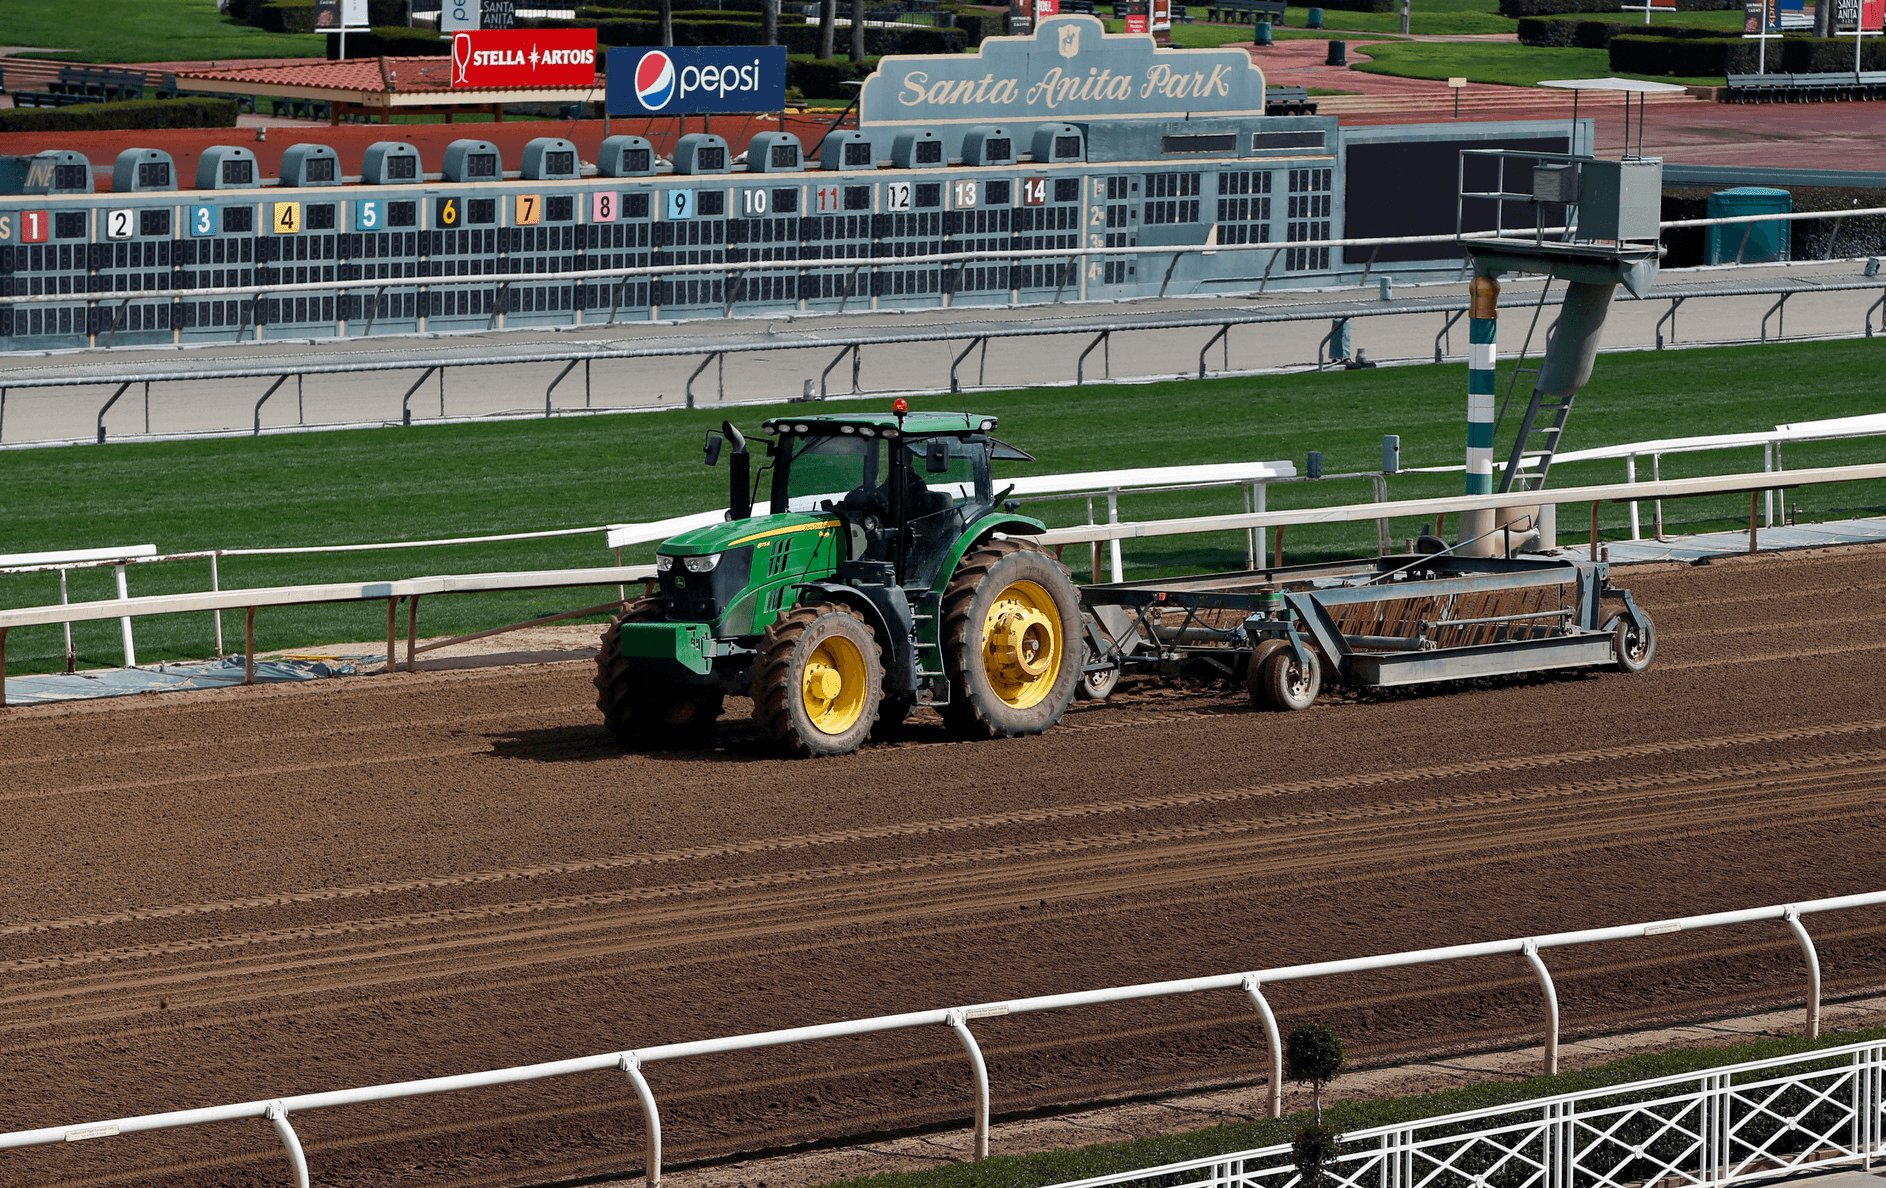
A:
1518;15;1731;46
1284;1022;1346;1122
0;96;238;133
1608;32;1756;74
788;53;878;96
1292;1121;1343;1188
325;26;450;57
1779;34;1886;69
1316;0;1397;12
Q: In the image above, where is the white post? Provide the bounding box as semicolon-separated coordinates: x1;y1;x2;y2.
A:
59;568;73;672
946;1010;992;1160
1652;455;1665;539
1521;940;1560;1075
619;1053;664;1188
1107;489;1123;583
114;563;136;667
1764;442;1775;527
1784;906;1822;1038
1626;455;1640;540
1240;975;1284;1118
264;1102;311;1188
211;552;225;658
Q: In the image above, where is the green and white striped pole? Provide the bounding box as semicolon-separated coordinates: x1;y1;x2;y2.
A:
1462;274;1500;555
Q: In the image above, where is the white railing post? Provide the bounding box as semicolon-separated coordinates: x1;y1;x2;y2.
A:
1626;455;1640;540
1107;489;1124;583
1522;940;1560;1075
618;1052;664;1188
211;551;225;658
1241;975;1284;1119
58;567;74;672
1762;441;1774;522
946;1009;993;1160
1783;906;1822;1038
263;1101;310;1188
1652;453;1665;539
114;562;135;667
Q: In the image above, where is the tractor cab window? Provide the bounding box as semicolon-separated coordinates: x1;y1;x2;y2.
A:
783;435;881;512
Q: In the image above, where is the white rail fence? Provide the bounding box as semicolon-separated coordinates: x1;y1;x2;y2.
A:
4;891;1883;1188
7;459;1886;702
1040;1036;1886;1188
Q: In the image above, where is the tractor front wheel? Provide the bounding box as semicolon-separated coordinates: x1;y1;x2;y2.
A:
940;539;1082;739
594;598;724;749
752;603;884;757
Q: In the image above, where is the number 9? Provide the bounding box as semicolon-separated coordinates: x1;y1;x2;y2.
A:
673;192;686;214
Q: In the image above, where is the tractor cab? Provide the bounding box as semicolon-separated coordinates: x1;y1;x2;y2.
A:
748;406;1033;589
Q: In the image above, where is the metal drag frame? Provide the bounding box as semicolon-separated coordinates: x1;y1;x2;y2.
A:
1081;552;1642;692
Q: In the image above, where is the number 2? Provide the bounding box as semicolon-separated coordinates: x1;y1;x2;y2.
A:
107;209;133;240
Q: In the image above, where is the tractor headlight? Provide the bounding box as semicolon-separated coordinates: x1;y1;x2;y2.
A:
656;555;675;572
683;553;721;574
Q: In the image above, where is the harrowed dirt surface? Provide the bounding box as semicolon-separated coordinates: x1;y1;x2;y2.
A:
7;544;1886;1188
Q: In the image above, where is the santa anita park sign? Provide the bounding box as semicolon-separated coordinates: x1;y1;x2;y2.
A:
859;15;1270;124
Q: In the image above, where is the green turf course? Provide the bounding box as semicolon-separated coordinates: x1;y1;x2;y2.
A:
1349;40;1723;87
0;0;317;63
810;1026;1886;1188
3;336;1883;675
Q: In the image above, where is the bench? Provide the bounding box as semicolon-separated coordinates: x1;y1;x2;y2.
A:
1725;71;1886;102
8;89;92;108
48;65;147;102
269;96;333;121
1205;0;1285;23
1265;83;1317;114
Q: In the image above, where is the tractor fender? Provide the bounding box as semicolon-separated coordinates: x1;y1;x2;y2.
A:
792;581;920;695
926;513;1049;597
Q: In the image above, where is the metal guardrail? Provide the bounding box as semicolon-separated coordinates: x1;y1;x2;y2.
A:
4;890;1881;1188
1037;1033;1886;1188
7;270;1886;452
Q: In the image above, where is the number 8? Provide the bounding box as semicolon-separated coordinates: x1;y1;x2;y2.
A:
600;194;613;219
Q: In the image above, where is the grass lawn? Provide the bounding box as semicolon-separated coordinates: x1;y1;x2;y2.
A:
1350;39;1722;85
3;337;1885;675
0;0;318;63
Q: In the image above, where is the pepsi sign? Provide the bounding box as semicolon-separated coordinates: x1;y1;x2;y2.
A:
606;46;786;115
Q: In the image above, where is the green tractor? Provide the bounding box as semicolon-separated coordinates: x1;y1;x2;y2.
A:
594;401;1086;757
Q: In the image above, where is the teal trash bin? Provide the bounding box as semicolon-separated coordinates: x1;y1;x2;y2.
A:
1253;17;1273;42
1706;187;1791;265
1307;5;1325;24
1325;38;1346;64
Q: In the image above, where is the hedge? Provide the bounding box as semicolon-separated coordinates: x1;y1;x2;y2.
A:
325;26;450;57
788;54;878;96
1774;33;1886;68
1517;15;1727;45
236;0;408;31
1499;0;1732;16
547;16;963;51
1607;33;1756;73
0;96;238;134
574;6;762;19
1314;0;1398;12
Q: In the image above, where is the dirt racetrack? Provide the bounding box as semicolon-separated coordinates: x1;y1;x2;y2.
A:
5;544;1886;1188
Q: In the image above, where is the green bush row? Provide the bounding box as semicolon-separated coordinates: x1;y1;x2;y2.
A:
576;6;764;20
1312;0;1398;13
817;1027;1886;1188
537;15;964;54
1499;0;1732;17
1518;14;1725;45
229;0;406;32
788;53;879;96
323;26;450;57
1606;31;1886;73
0;96;238;134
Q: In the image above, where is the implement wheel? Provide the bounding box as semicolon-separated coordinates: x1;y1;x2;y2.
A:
941;539;1082;739
752;602;884;758
1247;638;1320;712
1611;608;1657;674
594;597;724;749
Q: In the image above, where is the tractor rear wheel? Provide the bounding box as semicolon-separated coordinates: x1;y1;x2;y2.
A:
940;539;1082;739
752;602;884;757
594;597;724;749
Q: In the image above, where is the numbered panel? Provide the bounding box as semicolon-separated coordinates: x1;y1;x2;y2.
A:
580;188;653;323
653;186;727;311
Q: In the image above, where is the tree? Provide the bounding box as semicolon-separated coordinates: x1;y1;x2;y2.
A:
819;0;836;59
1292;1120;1342;1188
850;0;866;62
1283;1021;1345;1122
763;0;778;45
660;0;674;45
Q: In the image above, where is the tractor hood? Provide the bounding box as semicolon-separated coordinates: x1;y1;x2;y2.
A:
658;511;840;557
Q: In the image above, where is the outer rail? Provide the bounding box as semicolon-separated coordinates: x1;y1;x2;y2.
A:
3;891;1880;1184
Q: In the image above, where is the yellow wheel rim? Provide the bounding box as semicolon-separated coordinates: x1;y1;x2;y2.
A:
981;579;1063;709
802;632;868;735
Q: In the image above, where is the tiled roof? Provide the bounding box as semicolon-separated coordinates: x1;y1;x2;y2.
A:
174;55;590;94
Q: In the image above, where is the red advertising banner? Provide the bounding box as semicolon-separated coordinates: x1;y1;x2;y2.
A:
1034;0;1060;18
450;29;597;87
1121;0;1148;32
1151;0;1171;32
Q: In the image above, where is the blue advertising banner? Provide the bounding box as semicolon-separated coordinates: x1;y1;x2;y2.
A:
605;46;787;115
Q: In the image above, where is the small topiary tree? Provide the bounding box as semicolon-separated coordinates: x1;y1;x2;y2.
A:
1283;1021;1346;1122
1292;1119;1343;1188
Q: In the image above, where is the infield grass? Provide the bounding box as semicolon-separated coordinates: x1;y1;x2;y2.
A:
2;336;1884;674
0;0;319;63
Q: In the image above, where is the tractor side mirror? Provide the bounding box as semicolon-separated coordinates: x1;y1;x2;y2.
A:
703;431;724;467
925;438;950;474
